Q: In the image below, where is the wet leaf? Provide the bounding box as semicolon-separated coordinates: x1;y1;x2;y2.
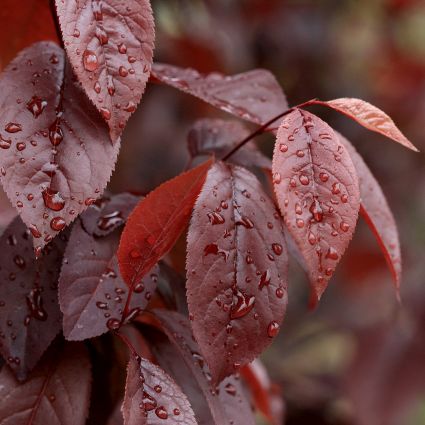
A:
186;161;288;383
0;42;120;251
123;356;197;425
187;118;271;168
272;109;360;303
339;133;401;294
118;160;212;289
0;342;91;424
0;216;68;380
311;98;418;151
59;216;159;340
55;0;155;141
153;310;256;425
152;63;288;125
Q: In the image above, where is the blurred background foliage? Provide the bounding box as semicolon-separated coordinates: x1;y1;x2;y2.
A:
2;1;425;424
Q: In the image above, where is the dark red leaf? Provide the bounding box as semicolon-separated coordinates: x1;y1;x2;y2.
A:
310;98;419;152
0;0;58;70
186;161;288;383
339;133;401;294
0;342;91;424
81;193;140;237
152;63;288;125
123;356;197;425
0;42;120;251
272;109;360;303
59;218;158;340
187;118;271;168
153;310;256;425
0;216;68;380
55;0;155;141
118;159;213;288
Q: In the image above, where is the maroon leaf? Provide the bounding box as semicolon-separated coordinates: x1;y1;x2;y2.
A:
118;159;213;288
187;118;271;168
81;192;140;237
339;133;401;294
310;98;418;152
0;342;91;424
153;310;256;425
0;216;68;380
59;218;158;341
55;0;155;141
0;42;120;252
186;161;288;383
272;109;360;303
123;356;197;425
152;63;288;125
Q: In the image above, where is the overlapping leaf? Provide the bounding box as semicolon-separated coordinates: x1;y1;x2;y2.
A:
152;310;256;425
187;118;271;168
152;63;288;125
55;0;155;141
118;160;212;288
0;216;68;380
123;356;197;425
272;109;360;303
186;161;288;383
0;342;91;424
0;42;120;251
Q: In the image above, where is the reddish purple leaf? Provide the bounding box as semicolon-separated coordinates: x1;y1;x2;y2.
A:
55;0;155;141
59;218;158;341
0;342;91;424
310;98;418;152
0;216;68;380
0;42;120;252
339;133;401;293
186;161;288;383
272;109;360;303
118;160;212;288
187;118;271;168
81;192;140;237
123;356;197;425
153;310;256;425
152;63;288;125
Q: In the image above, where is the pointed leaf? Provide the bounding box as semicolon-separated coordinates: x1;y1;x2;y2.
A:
188;118;271;168
339;133;401;292
311;98;418;151
0;342;91;425
0;216;68;380
152;64;288;125
55;0;155;141
59;218;158;341
272;109;360;302
123;356;197;425
186;162;288;383
118;160;213;288
152;310;256;425
0;42;120;251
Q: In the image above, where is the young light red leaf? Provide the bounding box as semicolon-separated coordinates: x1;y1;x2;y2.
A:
339;133;401;293
0;216;68;381
55;0;155;141
272;109;360;303
186;161;288;383
152;64;288;125
152;310;256;425
311;98;418;152
0;42;120;252
118;160;213;288
188;118;271;168
59;218;159;341
0;342;91;425
123;356;197;425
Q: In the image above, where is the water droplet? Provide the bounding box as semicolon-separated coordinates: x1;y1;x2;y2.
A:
272;243;283;255
95;27;108;45
154;385;162;393
230;290;255;319
5;123;22;133
340;221;349;232
49;119;63;146
106;318;120;330
94;81;101;93
73;29;80;38
295;203;302;215
50;216;66;231
299;175;309;185
272;172;281;184
325;247;339;260
15;142;26;152
49;54;59;64
119;66;128;77
296;218;304;228
100;107;111;120
235;216;254;229
279;143;288;153
309;199;323;222
155;406;168;420
83;50;99;72
173;408;180;416
42;188;65;211
296;150;305;158
0;135;11;149
331;183;341;195
96;301;108;310
341;194;348;203
276;287;285;298
26;289;48;321
13;255;26;269
319;172;329;182
267;321;280;337
118;43;127;54
308;232;317;245
29;224;42;238
259;270;271;289
225;383;237;396
123;101;136;112
26;96;47;118
96;211;123;231
207;211;225;225
130;249;142;259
